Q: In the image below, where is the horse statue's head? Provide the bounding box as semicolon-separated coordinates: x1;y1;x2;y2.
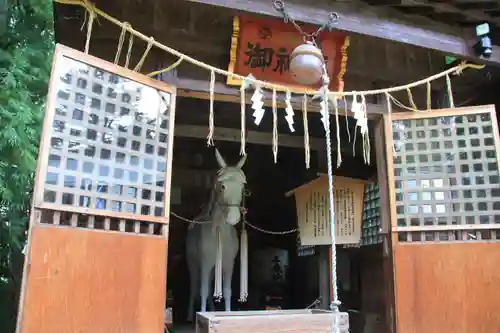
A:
214;148;247;226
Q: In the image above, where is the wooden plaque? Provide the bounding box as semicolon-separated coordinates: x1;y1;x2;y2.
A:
292;176;365;245
227;15;349;93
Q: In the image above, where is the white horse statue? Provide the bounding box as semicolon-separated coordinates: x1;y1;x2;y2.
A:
185;149;247;322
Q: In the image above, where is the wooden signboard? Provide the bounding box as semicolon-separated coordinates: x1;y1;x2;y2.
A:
290;175;365;245
227;15;349;92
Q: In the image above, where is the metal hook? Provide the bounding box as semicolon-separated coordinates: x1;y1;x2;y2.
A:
326;12;340;31
329;12;340;22
272;0;285;11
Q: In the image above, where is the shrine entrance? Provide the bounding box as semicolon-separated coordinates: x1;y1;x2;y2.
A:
14;0;500;333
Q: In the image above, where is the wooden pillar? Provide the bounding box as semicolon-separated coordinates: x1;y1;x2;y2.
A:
318;246;331;309
374;116;397;333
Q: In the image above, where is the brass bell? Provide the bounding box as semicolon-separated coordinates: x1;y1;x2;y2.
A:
289;41;325;85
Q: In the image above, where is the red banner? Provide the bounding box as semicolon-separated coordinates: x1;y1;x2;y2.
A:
227;15;349;92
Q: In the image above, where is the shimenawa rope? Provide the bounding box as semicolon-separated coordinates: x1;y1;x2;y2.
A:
55;0;485;98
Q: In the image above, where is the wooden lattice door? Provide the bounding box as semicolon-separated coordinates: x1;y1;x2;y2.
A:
16;45;177;333
384;105;500;333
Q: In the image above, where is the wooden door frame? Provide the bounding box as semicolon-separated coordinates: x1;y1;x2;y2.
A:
379;104;500;333
384;105;500;234
373;114;397;333
16;44;178;333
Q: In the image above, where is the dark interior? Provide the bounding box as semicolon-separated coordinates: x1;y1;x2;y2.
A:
166;97;384;331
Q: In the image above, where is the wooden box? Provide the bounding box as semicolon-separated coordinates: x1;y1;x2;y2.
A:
196;309;349;333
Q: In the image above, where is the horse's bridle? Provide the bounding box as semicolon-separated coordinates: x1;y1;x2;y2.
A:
213;181;250;216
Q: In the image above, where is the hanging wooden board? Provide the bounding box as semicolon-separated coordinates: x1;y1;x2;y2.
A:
289;175;365;245
227;15;349;92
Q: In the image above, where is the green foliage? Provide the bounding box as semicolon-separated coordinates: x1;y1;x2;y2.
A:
0;0;55;331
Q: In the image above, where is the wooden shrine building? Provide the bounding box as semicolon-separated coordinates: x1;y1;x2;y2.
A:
14;0;500;333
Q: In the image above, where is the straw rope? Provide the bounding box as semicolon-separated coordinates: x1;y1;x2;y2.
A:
55;0;486;99
426;81;432;110
114;22;129;64
446;74;455;108
133;37;154;72
82;0;95;54
207;70;216;146
124;31;133;68
272;88;279;163
147;56;184;77
333;98;342;167
240;85;247;156
302;95;310;169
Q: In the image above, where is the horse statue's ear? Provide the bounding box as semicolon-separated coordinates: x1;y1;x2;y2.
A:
215;148;227;169
236;154;247;169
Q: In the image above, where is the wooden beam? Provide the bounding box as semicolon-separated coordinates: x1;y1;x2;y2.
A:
174;124;331;151
400;0;500;26
182;0;500;66
174;77;387;118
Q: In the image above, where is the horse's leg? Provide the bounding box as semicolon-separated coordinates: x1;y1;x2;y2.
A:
186;228;199;322
208;268;216;311
222;259;235;312
199;261;212;313
186;262;198;322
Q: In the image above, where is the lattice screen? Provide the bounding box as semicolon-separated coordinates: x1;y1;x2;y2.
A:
390;107;500;242
33;47;176;236
361;182;382;245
